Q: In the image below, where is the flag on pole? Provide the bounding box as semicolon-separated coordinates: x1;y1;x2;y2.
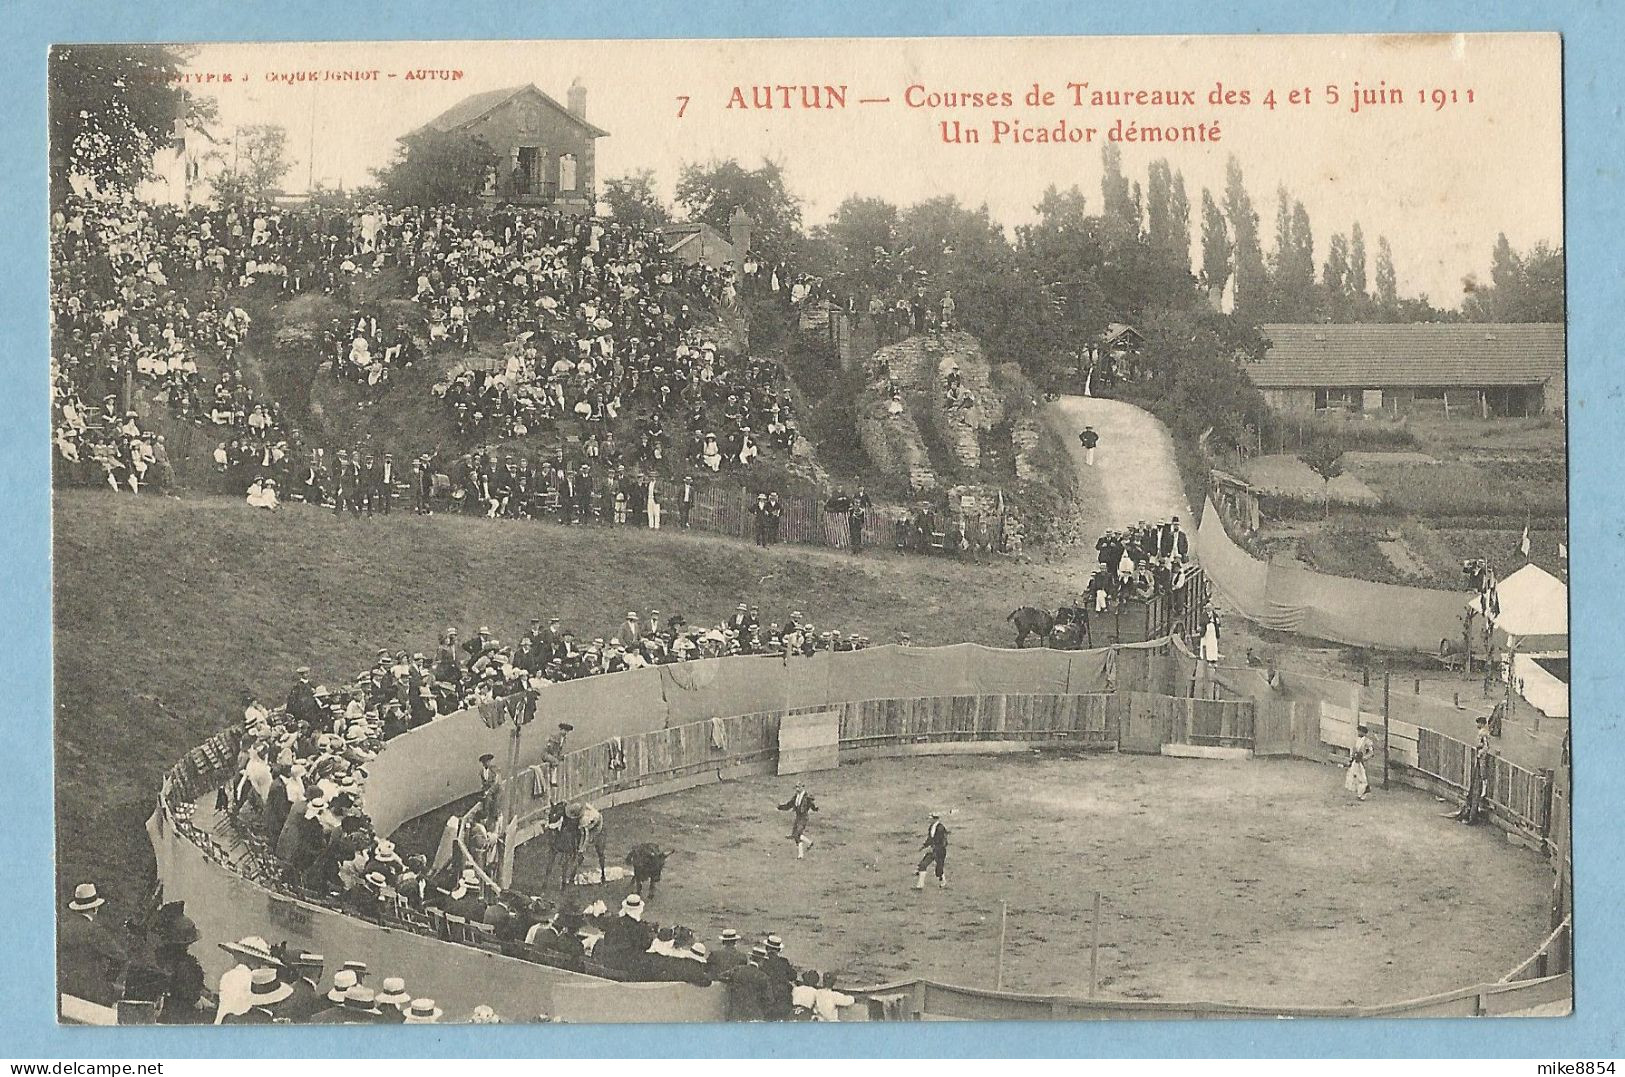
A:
1519;522;1531;558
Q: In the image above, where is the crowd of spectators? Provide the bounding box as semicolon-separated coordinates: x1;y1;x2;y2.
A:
865;287;957;345
62;879;855;1024
48;194;336;493
1082;516;1196;611
63;601;878;1021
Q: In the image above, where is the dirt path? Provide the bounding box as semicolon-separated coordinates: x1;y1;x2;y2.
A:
522;753;1550;1008
1042;396;1192;539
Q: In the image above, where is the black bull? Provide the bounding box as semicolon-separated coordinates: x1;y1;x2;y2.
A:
625;842;671;898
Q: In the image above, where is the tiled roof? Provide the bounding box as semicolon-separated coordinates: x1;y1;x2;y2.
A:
1248;323;1566;388
404;83;609;141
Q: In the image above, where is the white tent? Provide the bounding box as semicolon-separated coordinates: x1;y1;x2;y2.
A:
1513;654;1569;719
1470;563;1569;653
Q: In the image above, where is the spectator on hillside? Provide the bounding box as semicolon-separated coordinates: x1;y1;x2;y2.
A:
58;883;128;1009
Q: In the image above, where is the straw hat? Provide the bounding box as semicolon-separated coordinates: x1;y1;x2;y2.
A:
376;977;410;1008
67;883;104;912
403;998;443;1023
247;967;293;1006
218;935;280;966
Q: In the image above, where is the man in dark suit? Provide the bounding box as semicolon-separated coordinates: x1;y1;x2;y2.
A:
914;812;950;889
678;475;697;528
719;947;774;1021
706;928;746;977
342;451;363;516
376;453;396;515
1078;425;1099;465
58;883;127;1008
361;455;380;516
286;667;320;724
538;617;564;659
760;935;797;1019
275;951;327;1023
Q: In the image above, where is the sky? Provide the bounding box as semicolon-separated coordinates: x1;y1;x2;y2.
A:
181;34;1563;309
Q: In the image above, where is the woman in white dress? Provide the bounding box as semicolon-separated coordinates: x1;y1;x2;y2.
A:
1344;724;1375;801
1199;606;1222;663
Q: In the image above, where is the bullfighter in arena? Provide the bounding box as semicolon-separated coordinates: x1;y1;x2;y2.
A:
777;782;819;858
1345;724;1376;802
914;811;949;889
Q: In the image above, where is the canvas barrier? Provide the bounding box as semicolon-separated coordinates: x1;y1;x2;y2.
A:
1195;497;1466;652
145;800;608;1020
854;972;1571;1021
364;639;1177;837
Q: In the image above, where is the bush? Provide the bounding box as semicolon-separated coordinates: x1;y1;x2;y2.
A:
1359;463;1566;518
1257;413;1421;454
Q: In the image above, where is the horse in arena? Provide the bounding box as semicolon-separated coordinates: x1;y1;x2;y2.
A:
1008;606;1055;648
625;842;671;898
540;802;608;889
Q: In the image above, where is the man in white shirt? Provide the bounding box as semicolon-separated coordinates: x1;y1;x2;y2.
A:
813;972;855;1021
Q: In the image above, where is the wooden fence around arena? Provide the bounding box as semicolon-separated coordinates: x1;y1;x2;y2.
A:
145;639;1571;1024
523;692;1136;838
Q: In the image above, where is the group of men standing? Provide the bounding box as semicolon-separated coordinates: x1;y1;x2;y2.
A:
315;450;401;516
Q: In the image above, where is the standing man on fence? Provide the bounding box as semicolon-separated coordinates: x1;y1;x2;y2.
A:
777;782;819;859
914;811;949;890
1345;724;1376;803
538;723;574;806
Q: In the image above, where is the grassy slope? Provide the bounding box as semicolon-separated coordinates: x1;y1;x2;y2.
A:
53;489;1082;918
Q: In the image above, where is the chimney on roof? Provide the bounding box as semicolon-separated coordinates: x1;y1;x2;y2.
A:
567;77;587;121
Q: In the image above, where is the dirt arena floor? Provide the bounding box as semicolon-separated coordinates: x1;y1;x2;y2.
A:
512;751;1553;1007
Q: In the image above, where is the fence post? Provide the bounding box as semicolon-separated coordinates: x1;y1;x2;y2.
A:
1382;673;1391;790
1088;890;1103;997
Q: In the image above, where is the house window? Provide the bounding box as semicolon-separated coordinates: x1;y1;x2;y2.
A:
1314;388;1361;412
558;153;577;192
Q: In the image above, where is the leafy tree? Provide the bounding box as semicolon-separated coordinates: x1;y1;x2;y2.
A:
1323;233;1350;297
1461;234;1565;322
1374;235;1399;311
1100;143;1137;247
1348;222;1368;296
1223;156;1267;317
1141;307;1271;442
48;44;194;203
601;169;672;229
1168;170;1192;270
813;195;903;299
212;124;291;202
373;130;499;207
1199;188;1232;304
675;158;802;259
1301;439;1344;517
1146;160;1173;254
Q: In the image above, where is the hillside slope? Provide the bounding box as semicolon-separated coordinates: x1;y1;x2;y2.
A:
53;490;1088;916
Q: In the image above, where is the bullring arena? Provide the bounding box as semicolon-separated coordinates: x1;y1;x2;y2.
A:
141;637;1572;1023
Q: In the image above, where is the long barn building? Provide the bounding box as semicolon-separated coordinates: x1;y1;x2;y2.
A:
1248;323;1566;418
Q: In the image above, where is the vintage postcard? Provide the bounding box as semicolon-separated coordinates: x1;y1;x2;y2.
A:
49;33;1568;1027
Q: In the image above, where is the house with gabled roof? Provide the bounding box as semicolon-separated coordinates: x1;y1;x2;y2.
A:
1248;323;1566;418
402;79;608;212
